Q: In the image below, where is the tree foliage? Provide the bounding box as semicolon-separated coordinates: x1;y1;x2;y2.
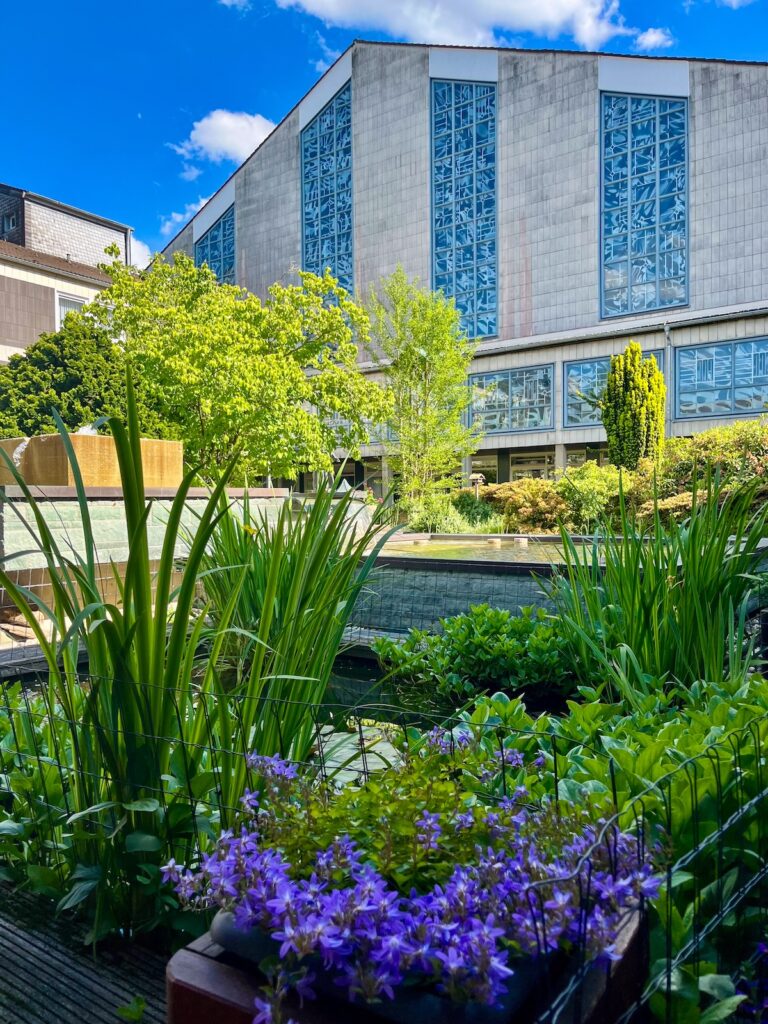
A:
81;250;391;480
601;340;666;470
368;267;479;499
0;317;167;439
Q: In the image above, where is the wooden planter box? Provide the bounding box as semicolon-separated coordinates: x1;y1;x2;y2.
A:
166;912;647;1024
0;434;183;489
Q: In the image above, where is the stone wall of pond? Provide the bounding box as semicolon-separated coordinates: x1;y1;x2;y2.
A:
348;557;556;638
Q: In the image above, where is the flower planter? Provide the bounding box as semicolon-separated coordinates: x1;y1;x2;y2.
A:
167;910;645;1024
192;909;643;1024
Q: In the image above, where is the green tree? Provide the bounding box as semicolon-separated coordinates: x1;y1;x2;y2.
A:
81;250;391;480
601;340;666;470
0;318;167;439
368;267;480;500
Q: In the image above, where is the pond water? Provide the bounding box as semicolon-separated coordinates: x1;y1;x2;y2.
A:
381;538;570;564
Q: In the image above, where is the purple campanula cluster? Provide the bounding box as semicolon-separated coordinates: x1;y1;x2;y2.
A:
415;810;442;851
247;753;299;780
174;753;659;1024
424;726;472;754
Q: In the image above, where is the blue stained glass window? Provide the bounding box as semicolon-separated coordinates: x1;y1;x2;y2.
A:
676;339;768;418
301;82;353;292
565;350;665;427
469;366;553;433
601;94;687;318
432;80;497;339
194;205;235;284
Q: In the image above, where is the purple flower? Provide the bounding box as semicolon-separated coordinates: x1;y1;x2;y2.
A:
247;753;298;780
160;858;179;885
416;810;442;851
175;765;658;1016
495;748;524;769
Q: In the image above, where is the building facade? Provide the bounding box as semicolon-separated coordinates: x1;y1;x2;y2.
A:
162;42;768;487
0;183;132;362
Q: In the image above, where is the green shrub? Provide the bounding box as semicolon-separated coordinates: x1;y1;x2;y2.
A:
555;461;626;532
405;493;469;533
451;489;498;524
373;604;580;710
636;490;697;524
663;418;768;491
482;478;569;532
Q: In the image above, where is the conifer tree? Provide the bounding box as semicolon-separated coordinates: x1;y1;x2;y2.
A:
601;340;666;469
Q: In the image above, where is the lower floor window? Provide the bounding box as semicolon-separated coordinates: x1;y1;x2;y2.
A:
676;339;768;418
470;366;554;433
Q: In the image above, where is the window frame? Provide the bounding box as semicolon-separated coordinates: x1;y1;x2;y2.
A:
675;337;768;420
430;78;498;342
599;91;689;321
469;364;555;434
55;292;87;330
563;349;665;429
300;80;354;293
194;204;236;285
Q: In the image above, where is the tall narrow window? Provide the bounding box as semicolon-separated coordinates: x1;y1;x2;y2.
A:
432;80;497;340
194;205;235;284
301;82;353;292
601;93;687;318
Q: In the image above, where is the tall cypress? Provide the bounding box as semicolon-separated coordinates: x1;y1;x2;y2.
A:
602;340;666;469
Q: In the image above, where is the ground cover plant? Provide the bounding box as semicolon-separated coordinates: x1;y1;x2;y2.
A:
163;669;768;1023
373;605;580;711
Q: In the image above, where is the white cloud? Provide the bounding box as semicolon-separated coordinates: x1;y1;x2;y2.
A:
130;237;153;269
171;109;276;166
219;0;251;8
314;32;342;72
159;196;211;238
274;0;638;49
180;163;203;181
634;26;674;50
717;0;755;6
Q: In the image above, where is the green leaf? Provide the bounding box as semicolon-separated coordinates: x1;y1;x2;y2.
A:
57;877;100;913
699;996;747;1023
123;799;160;814
698;975;736;1001
67;801;121;823
0;820;25;836
125;831;162;853
117;996;147;1022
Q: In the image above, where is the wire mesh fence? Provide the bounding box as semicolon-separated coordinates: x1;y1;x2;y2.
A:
2;674;768;1022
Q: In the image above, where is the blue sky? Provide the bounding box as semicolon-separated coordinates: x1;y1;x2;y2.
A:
2;0;765;264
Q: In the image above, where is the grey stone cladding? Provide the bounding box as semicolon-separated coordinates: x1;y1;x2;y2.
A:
24;200;127;267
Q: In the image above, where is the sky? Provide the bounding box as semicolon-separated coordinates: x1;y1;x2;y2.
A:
2;0;766;266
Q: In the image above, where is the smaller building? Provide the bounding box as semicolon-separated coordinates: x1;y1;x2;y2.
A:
0;183;132;362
